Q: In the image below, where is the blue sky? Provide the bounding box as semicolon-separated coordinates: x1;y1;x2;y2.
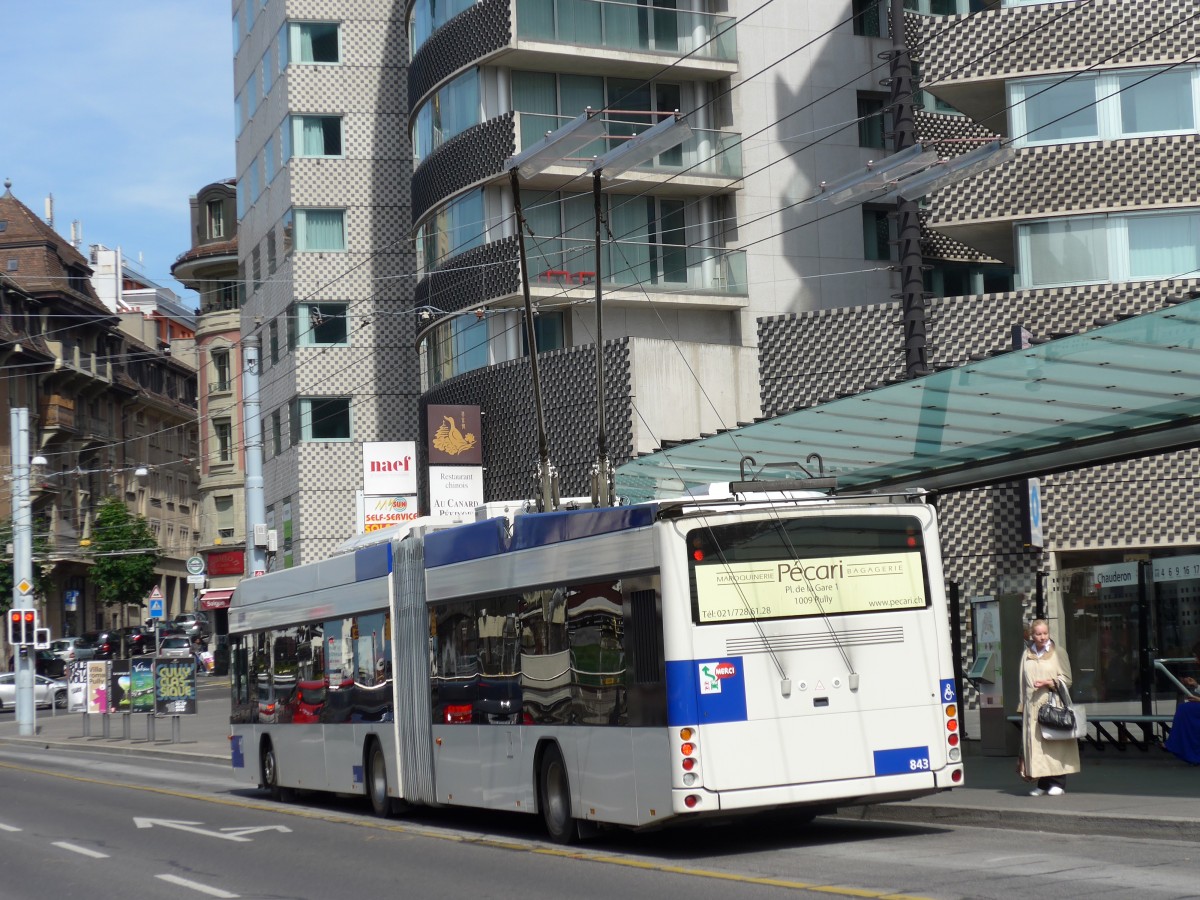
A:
5;4;234;308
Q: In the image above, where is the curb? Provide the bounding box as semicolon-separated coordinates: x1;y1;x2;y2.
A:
0;735;228;765
835;802;1200;843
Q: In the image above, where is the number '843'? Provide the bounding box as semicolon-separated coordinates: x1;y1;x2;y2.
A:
909;758;930;771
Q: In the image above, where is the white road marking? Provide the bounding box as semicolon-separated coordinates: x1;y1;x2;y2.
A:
0;823;22;832
155;874;240;898
52;842;109;859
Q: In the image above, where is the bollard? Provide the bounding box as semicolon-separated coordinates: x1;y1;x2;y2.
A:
172;715;181;744
147;712;156;742
102;711;111;738
122;712;131;739
82;711;90;737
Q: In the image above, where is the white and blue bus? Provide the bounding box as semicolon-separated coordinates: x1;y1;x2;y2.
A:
228;487;963;840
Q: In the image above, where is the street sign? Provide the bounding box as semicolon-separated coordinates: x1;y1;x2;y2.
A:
186;556;206;576
253;570;265;577
149;597;164;620
187;574;207;585
16;579;32;595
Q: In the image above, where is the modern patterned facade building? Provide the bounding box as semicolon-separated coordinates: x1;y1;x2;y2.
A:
756;0;1200;708
232;1;418;565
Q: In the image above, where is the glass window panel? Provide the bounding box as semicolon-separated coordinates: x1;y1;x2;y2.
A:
1024;217;1108;285
1126;212;1200;279
290;22;340;63
303;398;351;441
299;302;350;346
295;209;346;251
1119;69;1194;135
512;70;559;152
1022;76;1098;142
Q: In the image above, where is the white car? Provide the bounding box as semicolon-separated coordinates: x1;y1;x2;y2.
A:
49;637;96;664
0;673;72;711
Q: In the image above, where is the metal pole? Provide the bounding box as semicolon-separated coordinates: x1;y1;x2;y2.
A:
889;0;929;378
592;170;612;507
243;336;267;576
10;408;35;735
509;168;556;512
1137;560;1153;716
948;580;965;738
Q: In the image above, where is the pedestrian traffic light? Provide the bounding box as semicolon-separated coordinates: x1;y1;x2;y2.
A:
6;609;38;646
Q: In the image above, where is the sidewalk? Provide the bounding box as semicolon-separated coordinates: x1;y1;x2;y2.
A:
3;696;1197;841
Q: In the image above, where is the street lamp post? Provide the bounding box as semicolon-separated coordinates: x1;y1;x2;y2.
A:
9;408;36;736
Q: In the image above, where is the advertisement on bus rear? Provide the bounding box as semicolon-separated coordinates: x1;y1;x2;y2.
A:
693;551;927;623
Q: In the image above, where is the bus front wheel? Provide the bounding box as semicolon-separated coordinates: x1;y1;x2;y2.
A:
538;745;577;844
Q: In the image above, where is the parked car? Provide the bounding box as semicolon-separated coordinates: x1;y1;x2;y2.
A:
0;673;70;710
157;636;195;659
172;612;212;642
49;637;96;664
33;649;66;679
80;630;121;660
118;626;153;656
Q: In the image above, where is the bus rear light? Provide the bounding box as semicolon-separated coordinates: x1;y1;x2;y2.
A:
445;704;472;724
679;727;694;741
948;747;961;762
945;718;958;732
944;704;957;718
680;742;695;756
682;757;696;772
683;773;697;786
951;768;963;783
947;733;959;747
684;794;701;809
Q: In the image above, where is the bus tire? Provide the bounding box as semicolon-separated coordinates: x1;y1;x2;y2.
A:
538;744;577;844
261;740;294;803
367;741;393;818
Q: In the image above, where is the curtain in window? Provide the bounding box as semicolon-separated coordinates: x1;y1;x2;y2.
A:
512;71;558;152
1119;70;1194;134
559;0;602;45
604;0;645;50
1025;218;1107;285
520;190;565;276
657;199;688;284
1127;213;1200;279
295;24;315;62
608;197;652;285
1023;77;1097;142
300;117;329;156
560;192;593;277
560;75;605;159
297;210;345;251
516;0;556;40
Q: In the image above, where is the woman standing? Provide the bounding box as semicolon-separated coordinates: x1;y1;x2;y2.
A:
1018;618;1080;796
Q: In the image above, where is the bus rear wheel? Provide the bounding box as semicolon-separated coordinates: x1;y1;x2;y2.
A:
367;742;392;817
538;745;577;844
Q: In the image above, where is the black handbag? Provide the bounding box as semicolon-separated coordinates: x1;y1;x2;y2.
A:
1037;684;1076;730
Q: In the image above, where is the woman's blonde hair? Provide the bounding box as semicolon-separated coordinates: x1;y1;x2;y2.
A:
1030;618;1049;632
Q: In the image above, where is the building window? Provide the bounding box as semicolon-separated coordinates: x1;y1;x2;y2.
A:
293;397;352;442
287;22;340;64
862;207;894;261
857;93;890;150
297;302;349;346
852;0;885;37
271;409;282;456
412;69;481;163
207;199;225;239
293;208;346;252
212;349;231;391
215;494;235;539
289;115;343;157
6;259;16;272
269;318;280;364
214;418;233;463
1017;209;1200;288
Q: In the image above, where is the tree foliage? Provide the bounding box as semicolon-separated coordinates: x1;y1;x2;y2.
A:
90;497;160;608
0;519;53;613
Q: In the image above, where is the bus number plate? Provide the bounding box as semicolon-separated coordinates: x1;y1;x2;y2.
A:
873;746;931;776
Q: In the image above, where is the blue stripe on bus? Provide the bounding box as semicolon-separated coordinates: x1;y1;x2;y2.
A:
511;505;657;551
666;658;748;726
355;542;393;581
873;746;931;776
230;734;244;769
424;518;511;568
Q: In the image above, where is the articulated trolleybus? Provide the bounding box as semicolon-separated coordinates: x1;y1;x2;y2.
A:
228;486;963;841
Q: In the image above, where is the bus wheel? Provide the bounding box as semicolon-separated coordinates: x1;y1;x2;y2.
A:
538;745;577;844
261;742;293;802
367;742;392;818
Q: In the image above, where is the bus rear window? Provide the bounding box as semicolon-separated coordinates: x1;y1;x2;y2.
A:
687;515;930;625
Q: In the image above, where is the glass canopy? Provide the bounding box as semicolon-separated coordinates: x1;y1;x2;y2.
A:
616;297;1200;502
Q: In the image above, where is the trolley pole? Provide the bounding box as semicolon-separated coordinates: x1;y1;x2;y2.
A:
243;336;268;576
10;408;36;736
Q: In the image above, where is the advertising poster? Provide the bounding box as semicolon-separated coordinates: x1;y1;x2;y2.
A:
130;658;156;713
86;660;110;714
427;405;482;465
155;658;197;715
68;661;88;713
428;466;484;522
362;441;418;494
109;659;131;712
358;493;420;533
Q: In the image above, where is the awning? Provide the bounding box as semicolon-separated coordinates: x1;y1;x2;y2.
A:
615;297;1200;501
198;589;235;611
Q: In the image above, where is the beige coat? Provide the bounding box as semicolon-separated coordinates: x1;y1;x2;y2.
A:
1018;642;1081;778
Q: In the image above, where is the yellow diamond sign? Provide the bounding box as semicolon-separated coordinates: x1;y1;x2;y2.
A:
17;579;33;595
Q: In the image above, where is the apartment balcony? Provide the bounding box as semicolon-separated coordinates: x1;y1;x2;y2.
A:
38;395;76;432
512;111;742;194
44;341;113;386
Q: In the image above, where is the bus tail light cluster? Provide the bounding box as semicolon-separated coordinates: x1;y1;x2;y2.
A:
677;726;703;808
445;703;472;724
944;703;961;763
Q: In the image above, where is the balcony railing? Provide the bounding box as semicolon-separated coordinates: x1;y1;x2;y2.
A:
515;0;737;62
528;237;747;295
515;111;742;178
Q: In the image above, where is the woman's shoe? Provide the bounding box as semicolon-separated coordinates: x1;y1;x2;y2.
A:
1028;788;1046;796
1047;786;1065;796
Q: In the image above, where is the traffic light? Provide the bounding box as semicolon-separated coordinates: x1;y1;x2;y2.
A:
6;609;38;646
